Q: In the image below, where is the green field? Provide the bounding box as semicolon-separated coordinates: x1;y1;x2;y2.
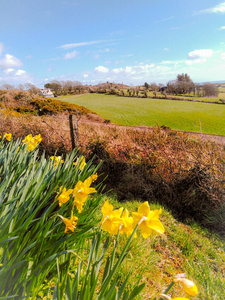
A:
57;94;225;135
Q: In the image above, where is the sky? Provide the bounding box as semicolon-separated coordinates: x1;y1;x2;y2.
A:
1;0;225;87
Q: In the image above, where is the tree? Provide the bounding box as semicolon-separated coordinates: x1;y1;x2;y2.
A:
1;83;14;90
44;81;62;95
144;82;149;90
149;82;159;92
202;83;218;97
25;83;39;94
166;73;195;95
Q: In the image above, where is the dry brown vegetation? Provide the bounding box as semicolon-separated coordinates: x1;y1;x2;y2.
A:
0;89;224;234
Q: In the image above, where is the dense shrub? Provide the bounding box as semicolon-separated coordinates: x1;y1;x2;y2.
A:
85;134;225;235
30;98;93;115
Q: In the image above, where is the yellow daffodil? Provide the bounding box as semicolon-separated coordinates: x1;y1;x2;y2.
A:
33;134;42;143
120;208;134;236
101;200;123;235
173;278;198;296
91;173;98;182
74;156;86;170
22;134;33;144
132;201;164;238
4;133;12;141
51;156;64;168
72;177;97;212
58;214;78;233
22;134;42;151
161;295;189;300
57;187;73;207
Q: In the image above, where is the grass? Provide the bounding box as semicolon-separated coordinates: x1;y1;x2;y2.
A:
56;94;225;135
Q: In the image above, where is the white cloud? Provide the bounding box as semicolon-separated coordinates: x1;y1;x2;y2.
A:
219;26;225;30
0;46;32;84
222;52;225;60
194;2;225;14
112;67;123;74
186;49;214;64
164;48;169;51
63;50;78;59
188;49;214;60
58;40;107;50
4;68;15;74
185;59;204;65
83;74;89;78
0;54;23;69
15;70;26;76
95;66;109;73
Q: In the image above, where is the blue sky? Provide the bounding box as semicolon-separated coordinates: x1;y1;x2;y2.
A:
1;0;225;87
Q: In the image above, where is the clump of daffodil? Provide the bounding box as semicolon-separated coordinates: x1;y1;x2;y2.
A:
22;134;42;151
58;212;78;233
56;186;73;207
50;156;64;168
4;133;12;141
173;277;198;296
101;200;123;235
74;155;86;170
72;176;97;213
132;201;164;238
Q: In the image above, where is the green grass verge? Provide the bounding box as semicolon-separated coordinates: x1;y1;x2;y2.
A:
56;94;225;135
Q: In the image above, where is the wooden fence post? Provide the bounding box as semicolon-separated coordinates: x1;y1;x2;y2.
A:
69;114;80;150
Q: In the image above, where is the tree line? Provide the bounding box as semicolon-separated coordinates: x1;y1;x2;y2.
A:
145;73;219;97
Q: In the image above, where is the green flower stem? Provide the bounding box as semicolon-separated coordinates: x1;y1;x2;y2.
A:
159;281;175;300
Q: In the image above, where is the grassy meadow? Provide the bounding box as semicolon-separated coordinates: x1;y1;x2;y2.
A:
56;94;225;135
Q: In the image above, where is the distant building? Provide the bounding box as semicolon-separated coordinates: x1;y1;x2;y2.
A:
39;89;54;97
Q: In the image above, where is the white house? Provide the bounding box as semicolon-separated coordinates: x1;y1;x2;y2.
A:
39;89;54;97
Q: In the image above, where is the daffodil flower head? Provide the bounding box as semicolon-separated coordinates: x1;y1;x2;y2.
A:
22;134;33;144
57;186;73;206
51;156;64;168
58;214;78;233
160;294;189;300
22;134;42;151
78;156;86;170
173;277;198;296
4;133;12;141
33;134;42;143
72;177;97;213
120;208;134;236
132;201;164;238
91;173;98;182
161;296;189;300
101;200;123;235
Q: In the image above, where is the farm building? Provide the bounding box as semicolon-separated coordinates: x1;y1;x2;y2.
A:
39;89;54;97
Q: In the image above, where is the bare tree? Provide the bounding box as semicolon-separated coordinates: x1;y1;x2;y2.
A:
25;83;39;94
1;83;14;90
202;83;218;97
